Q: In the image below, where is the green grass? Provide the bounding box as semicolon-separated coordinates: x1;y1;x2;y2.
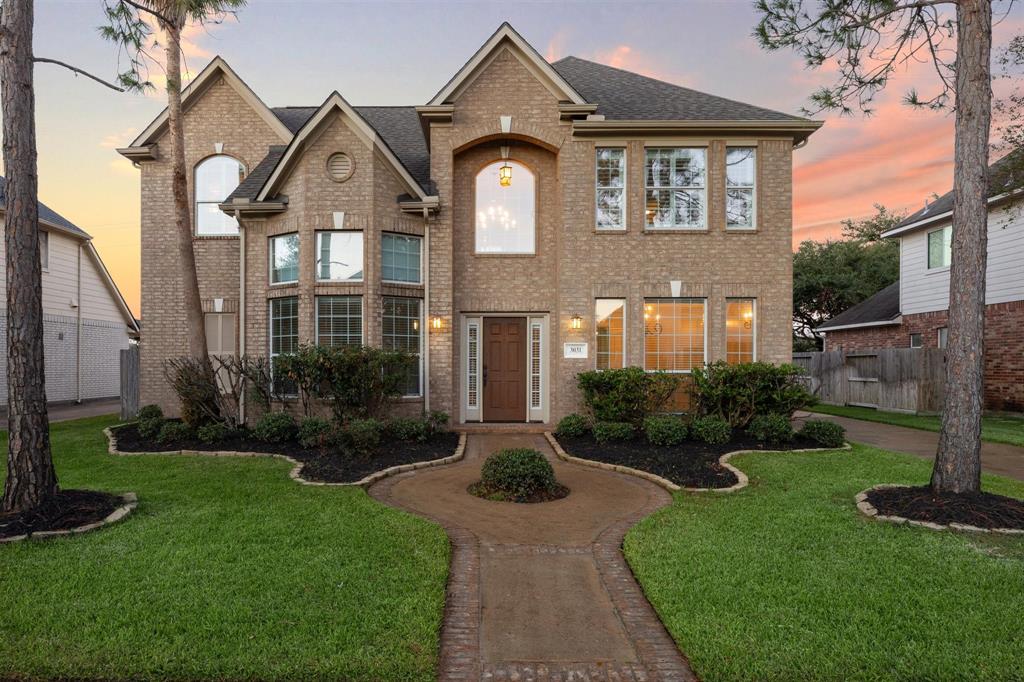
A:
0;415;448;681
625;444;1024;682
809;403;1024;447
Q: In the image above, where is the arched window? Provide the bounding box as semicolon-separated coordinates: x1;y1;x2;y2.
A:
475;160;535;254
195;155;245;235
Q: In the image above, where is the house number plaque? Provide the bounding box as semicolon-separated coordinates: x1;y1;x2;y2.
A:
563;342;588;359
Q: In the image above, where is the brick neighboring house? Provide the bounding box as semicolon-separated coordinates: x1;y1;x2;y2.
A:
119;23;821;424
818;150;1024;412
0;177;139;406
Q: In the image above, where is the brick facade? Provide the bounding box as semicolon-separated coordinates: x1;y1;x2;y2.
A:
824;300;1024;412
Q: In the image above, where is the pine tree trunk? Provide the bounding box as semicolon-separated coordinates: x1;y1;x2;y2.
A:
1;0;58;513
164;19;208;360
931;0;992;495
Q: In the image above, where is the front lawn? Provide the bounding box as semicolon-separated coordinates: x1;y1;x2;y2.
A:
0;415;448;681
625;444;1024;681
809;403;1024;447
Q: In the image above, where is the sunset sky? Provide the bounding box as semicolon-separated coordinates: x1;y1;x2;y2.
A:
20;0;1024;316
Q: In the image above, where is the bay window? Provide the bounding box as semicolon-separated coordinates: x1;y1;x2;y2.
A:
269;233;299;284
726;147;756;229
316;295;362;348
595;299;625;370
645;148;706;229
195;155;245;235
316;231;363;282
595;148;626;230
725;298;755;364
382;233;422;284
383;297;422;396
643;298;706;372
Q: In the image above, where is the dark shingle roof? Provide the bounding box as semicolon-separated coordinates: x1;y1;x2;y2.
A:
551;56;805;122
271;107;318;134
226;145;288;202
0;176;90;239
896;148;1024;229
818;282;901;331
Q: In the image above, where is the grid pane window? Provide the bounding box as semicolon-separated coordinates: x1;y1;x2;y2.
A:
643;298;706;372
596;148;626;230
909;333;923;348
928;226;951;269
595;299;625;370
383;297;422;396
270;234;299;284
726;298;755;364
316;296;362;348
382;233;422;283
316;231;363;282
726;147;756;229
645;148;706;229
269;297;298;395
195;155;244;235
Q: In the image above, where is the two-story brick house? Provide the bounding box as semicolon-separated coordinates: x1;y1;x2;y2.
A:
119;23;821;424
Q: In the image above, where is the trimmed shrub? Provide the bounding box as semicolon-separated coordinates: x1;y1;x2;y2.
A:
137;404;163;422
746;414;794;446
643;415;688;446
593;421;636;443
253;412;297;444
345;418;383;456
555;413;589;438
163;357;220;427
576;367;681;425
427;411;450;436
386;417;430;443
480;448;558;500
156;421;192;444
196;422;230;445
137;416;164;440
691;416;732;446
800;420;846;448
298;417;333;449
691;361;815;428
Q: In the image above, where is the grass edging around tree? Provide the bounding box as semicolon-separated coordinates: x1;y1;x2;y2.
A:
624;444;1024;681
808;403;1024;447
0;415;448;681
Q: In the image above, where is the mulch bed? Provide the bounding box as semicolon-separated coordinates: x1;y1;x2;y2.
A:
467;481;570;504
866;485;1024;530
0;489;122;539
555;434;821;489
111;423;461;484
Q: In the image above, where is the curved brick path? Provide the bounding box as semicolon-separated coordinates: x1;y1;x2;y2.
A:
369;433;697;681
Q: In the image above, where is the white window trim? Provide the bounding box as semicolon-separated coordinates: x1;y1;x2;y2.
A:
642;297;708;374
595;298;627;370
194;155;245;237
315;231;364;283
314;294;365;347
909;332;923;348
644;147;708;231
268;297;298;398
937;327;948;349
383;296;424;398
726;297;757;363
595;147;627;232
926;225;952;272
40;230;49;272
269;233;299;285
725;146;757;231
381;232;423;285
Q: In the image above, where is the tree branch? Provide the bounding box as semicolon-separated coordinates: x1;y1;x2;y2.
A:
33;58;124;92
117;0;174;27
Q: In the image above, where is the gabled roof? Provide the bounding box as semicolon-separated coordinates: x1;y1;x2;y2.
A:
817;282;901;332
427;22;587;106
225;145;288;202
552;56;806;122
0;176;90;239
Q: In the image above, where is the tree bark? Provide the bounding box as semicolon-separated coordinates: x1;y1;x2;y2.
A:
163;18;208;360
1;0;58;513
931;0;992;495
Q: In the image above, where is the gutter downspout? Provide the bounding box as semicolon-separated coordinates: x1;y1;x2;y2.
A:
422;206;430;414
238;212;246;425
76;243;83;403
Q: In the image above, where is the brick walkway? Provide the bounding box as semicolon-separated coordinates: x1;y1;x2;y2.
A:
369;433;696;682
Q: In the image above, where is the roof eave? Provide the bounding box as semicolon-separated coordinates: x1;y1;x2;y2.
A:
816;316;903;333
116;145;158;162
399;196;441;216
571;119;824;142
218;198;288;216
881;188;1024;238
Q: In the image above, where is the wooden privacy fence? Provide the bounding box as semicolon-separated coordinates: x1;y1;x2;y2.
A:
120;346;139;420
792;348;946;414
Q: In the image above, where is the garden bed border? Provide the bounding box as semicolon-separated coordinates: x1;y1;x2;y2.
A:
105;426;466;489
545;432;850;494
855;483;1024;535
0;492;138;544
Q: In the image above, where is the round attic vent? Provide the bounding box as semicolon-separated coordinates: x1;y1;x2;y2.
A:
327;152;354;182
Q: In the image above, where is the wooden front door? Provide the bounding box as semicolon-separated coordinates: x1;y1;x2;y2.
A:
483;317;527;422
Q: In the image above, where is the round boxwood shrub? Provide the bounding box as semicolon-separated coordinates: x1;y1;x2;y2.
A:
156;421;192;445
298;417;333;449
253;412;297;444
691;416;732;446
593;421;635;443
643;415;688;446
746;414;794;446
472;448;567;503
386;417;430;443
344;418;383;456
137;404;163;422
800;419;846;448
555;413;589;438
196;422;231;445
137;416;164;440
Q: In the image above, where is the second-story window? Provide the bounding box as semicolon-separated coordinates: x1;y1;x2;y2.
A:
645;148;706;229
475;160;535;254
316;231;363;282
195;155;245;236
596;148;626;230
382;233;422;284
726;147;756;230
927;225;951;269
270;233;299;284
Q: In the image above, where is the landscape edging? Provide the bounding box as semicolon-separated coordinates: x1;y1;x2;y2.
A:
545;432;850;494
855;483;1024;535
104;426;467;489
0;492;138;544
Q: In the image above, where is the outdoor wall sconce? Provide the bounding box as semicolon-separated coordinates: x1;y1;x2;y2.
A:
570;314;583;330
431;316;445;332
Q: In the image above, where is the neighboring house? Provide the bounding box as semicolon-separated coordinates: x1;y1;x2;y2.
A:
0;177;140;406
818;150;1024;412
119;23;821;424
